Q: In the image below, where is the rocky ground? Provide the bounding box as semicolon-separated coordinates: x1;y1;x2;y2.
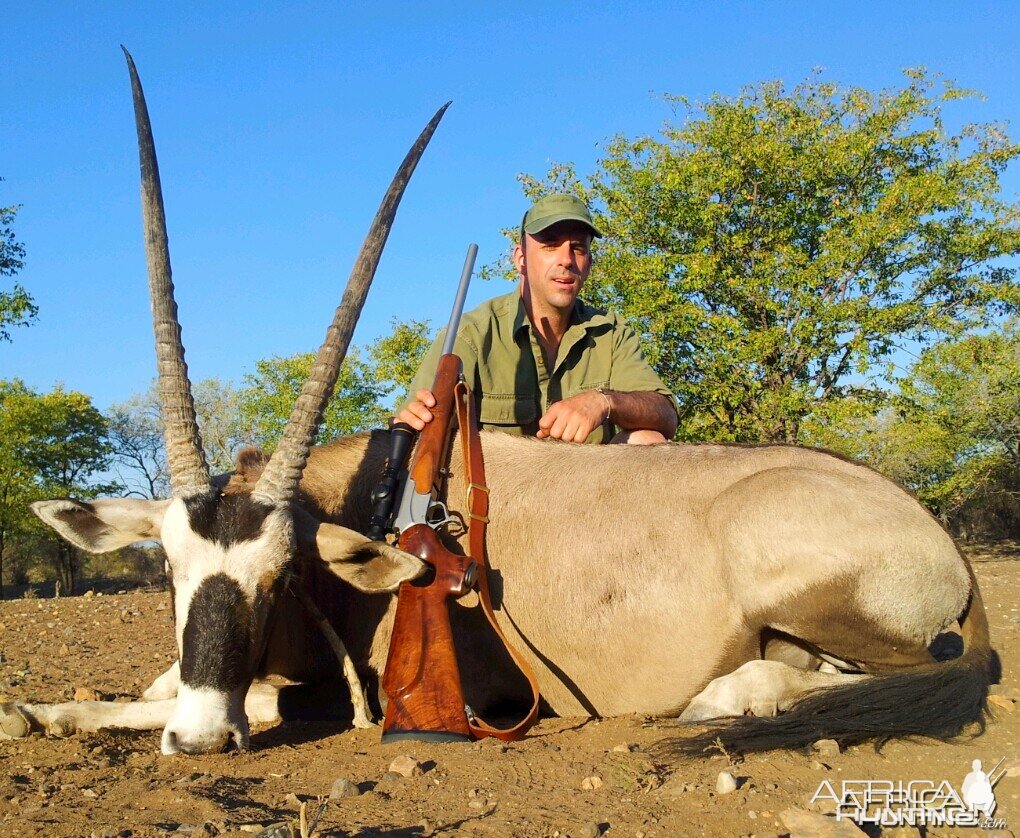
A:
0;543;1018;838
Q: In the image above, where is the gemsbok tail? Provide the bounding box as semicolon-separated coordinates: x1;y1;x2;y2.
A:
658;570;992;757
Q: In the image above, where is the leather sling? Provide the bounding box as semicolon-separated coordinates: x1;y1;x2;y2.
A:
453;379;541;741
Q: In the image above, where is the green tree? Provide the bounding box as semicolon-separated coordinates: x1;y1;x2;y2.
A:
0;381;115;595
0;380;45;597
501;71;1020;442
1;182;37;342
806;321;1020;535
368;318;433;408
240;348;385;449
238;319;432;451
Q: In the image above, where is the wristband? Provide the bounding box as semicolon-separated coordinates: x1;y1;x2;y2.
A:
595;387;612;423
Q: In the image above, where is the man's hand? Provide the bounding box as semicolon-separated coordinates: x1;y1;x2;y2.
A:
537;391;610;443
393;388;437;431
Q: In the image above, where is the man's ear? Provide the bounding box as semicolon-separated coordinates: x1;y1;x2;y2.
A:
513;240;526;276
294;511;425;593
32;498;171;553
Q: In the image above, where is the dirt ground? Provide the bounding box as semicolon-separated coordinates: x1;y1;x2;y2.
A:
1;544;1018;838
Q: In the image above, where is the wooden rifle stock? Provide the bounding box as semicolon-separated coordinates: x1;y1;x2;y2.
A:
381;354;477;742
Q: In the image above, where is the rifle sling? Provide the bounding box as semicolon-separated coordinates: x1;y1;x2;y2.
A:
454;379;541;742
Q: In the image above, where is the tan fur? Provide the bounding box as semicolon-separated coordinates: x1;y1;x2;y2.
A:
292;431;976;717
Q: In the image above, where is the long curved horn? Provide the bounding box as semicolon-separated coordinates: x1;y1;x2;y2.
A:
253;102;450;507
123;47;211;498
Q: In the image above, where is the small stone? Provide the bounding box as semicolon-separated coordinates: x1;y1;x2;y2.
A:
809;759;828;770
716;771;738;794
658;776;687;798
388;755;423;777
82;788;98;799
329;778;360;800
84;591;95;598
988;694;1016;712
74;687;102;702
283;792;302;806
580;776;604;791
812;738;841;756
58;644;70;656
989;683;1020;701
580;823;602;838
612;742;636;753
780;807;866;836
468;797;488;810
379;771;402;783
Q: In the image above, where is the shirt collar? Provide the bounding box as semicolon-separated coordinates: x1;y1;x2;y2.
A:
510;290;613;338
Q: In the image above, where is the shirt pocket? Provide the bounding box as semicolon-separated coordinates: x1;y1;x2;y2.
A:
563;379;609;399
477;394;537;428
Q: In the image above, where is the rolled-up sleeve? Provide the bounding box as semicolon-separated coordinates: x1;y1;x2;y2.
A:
608;321;679;417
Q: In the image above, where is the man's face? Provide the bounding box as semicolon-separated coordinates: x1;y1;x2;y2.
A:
514;220;593;315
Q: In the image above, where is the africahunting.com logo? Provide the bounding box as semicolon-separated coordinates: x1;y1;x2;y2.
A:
810;756;1008;830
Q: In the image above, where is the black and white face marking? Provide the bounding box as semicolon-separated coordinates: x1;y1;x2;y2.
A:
160;491;294;755
180;573;251;692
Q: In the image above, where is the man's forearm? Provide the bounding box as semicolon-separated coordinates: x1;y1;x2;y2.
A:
603;390;678;438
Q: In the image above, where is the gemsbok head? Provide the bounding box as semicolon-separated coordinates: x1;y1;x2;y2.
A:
32;49;441;754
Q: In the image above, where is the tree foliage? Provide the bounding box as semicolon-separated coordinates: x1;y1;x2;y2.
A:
0;381;115;595
238;320;432;451
369;318;434;405
109;378;256;493
193;378;255;473
0;185;38;342
107;389;168;499
240;349;385;448
502;70;1020;443
806;320;1020;535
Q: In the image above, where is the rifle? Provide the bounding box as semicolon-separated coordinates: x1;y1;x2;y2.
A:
368;244;539;744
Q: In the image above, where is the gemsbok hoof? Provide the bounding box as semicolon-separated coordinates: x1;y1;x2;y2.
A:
0;703;31;739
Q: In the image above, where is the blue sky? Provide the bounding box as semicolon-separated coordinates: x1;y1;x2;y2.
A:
5;2;1020;409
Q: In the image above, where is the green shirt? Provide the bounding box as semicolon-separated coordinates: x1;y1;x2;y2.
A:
404;290;677;444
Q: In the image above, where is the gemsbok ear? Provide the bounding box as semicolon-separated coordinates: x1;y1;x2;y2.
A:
31;498;171;553
293;511;425;593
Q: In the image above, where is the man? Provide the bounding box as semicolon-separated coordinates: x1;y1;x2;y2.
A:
395;194;678;444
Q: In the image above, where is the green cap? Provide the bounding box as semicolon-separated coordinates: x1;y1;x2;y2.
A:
521;193;602;239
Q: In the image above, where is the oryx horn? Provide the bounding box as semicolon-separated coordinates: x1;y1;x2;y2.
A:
124;47;211;498
252;102;451;506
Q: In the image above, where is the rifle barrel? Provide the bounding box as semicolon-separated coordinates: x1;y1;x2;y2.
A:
441;243;478;356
